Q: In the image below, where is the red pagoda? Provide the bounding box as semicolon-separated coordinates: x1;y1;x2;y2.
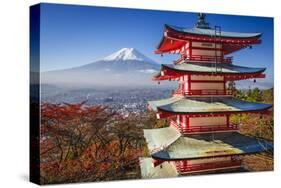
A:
140;13;273;178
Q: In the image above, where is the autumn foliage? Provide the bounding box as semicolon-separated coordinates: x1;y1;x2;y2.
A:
40;101;145;184
39;88;274;183
230;88;274;171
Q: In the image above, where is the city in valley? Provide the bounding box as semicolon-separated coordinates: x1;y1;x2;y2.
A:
41;85;172;115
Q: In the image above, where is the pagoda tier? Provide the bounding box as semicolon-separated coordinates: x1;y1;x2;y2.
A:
154;62;266;81
142;127;273;174
141;13;273;177
154;62;266;96
155;24;261;55
140;157;179;178
149;96;272;115
139;157;247;178
155;14;262;64
148;96;272;134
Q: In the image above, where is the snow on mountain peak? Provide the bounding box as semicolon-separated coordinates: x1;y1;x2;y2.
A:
102;48;157;63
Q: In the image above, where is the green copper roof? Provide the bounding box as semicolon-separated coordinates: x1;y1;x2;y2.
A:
148;96;272;114
148;96;183;111
166;24;262;39
151;132;273;160
144;126;181;153
161;62;266;75
139;157;178;178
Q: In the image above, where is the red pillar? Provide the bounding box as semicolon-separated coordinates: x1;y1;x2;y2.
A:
226;114;230;128
189;41;192;60
188;74;191;95
223;76;226;94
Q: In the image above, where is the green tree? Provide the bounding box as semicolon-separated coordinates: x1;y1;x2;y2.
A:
246;87;262;102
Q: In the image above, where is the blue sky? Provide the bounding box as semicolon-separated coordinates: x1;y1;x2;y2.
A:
40;3;273;87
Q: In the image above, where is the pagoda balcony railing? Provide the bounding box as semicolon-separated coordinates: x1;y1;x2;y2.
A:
172;89;233;96
170;120;182;130
182;125;239;134
188;55;233;64
170;120;239;134
175;159;242;173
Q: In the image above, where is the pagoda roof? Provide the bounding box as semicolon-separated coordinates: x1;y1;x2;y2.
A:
144;126;181;153
156;62;266;79
139;157;179;178
148;96;272;115
166;24;262;39
148;96;183;111
155;16;262;54
143;129;273;160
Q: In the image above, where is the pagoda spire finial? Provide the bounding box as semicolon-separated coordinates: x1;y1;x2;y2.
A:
195;13;210;29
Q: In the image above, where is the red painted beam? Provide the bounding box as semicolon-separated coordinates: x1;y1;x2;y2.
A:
190;46;223;51
190;80;225;83
176;159;242;173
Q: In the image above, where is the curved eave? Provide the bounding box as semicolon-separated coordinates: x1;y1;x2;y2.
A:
166;24;262;40
155;35;185;54
150;97;273;115
151;132;273;161
156;36;166;52
151;150;270;161
148;96;184;111
143;126;181;153
157;98;272;115
161;63;266;75
157;104;272;115
153;63;266;81
155;24;262;54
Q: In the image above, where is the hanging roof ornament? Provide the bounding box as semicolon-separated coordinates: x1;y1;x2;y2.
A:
195;13;211;29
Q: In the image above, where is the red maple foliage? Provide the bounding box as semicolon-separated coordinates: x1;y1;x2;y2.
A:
40;101;144;184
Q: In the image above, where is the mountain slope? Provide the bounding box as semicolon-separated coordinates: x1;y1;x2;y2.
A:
67;48;159;72
102;48;157;62
41;48;162;88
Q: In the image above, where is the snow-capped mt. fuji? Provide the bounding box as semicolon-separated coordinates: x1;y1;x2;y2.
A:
42;48;162;88
102;48;157;63
59;47;161;73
